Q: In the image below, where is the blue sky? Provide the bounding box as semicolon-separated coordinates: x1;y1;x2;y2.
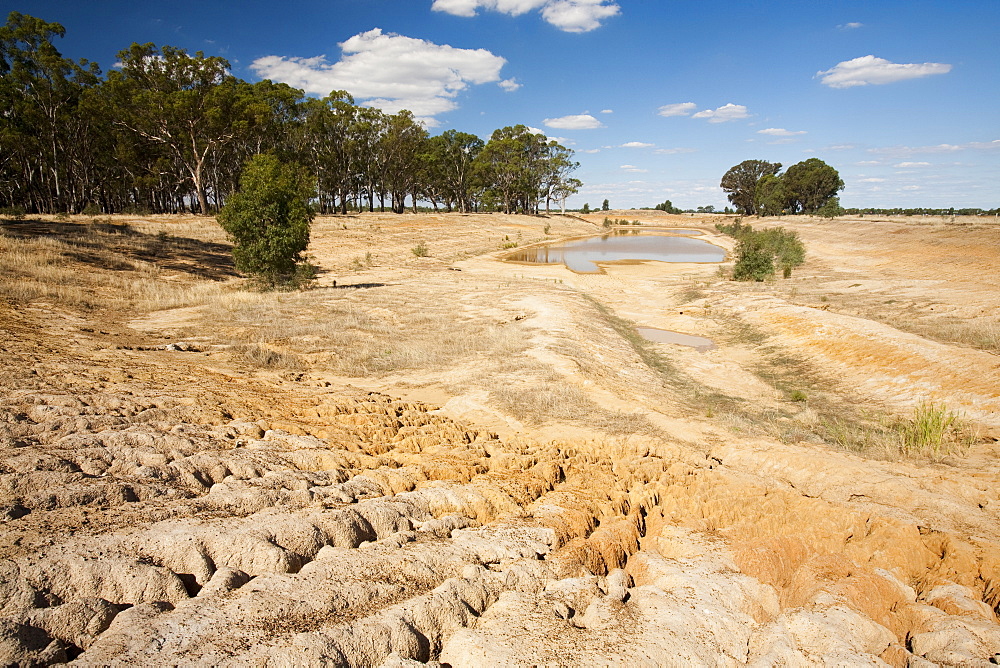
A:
13;0;1000;209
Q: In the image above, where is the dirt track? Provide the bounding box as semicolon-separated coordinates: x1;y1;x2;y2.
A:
1;211;999;666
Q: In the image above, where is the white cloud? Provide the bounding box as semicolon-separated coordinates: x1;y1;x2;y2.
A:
621;141;654;148
902;185;921;191
620;164;648;173
817;55;952;88
600;109;613;114
542;0;621;32
250;29;507;123
432;0;619;32
654;147;697;155
580;148;601;153
757;128;807;137
856;160;881;165
838;22;864;29
657;102;697;117
869;140;1000;157
859;178;886;183
894;161;931;168
498;78;521;91
543;114;604;129
692;103;749;123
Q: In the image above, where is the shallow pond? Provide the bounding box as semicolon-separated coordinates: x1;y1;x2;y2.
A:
505;230;725;273
636;327;717;352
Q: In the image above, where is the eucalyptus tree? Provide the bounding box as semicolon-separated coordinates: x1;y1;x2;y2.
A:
350;106;389;211
476;125;553;214
0;11;102;212
720;159;782;215
551;177;581;214
542;143;579;214
296;91;360;213
105;43;257;214
422;129;484;212
206;79;306;208
754;173;788;217
379;110;427;213
782;158;844;214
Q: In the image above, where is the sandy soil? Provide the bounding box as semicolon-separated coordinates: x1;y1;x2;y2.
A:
1;210;998;666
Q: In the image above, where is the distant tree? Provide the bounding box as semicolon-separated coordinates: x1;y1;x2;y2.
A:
816;195;845;219
696;205;715;213
601;198;610;211
422;129;484;213
580;202;590;214
720;159;781;215
217;154;315;284
654;199;679;213
783;158;844;214
755;174;789;216
551;177;581;214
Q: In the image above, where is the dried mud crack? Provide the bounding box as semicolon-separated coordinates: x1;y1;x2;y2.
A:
2;212;999;666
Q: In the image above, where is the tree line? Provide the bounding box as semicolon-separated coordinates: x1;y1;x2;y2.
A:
0;12;580;216
842;207;1000;217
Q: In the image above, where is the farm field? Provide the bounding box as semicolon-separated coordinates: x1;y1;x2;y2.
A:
2;210;999;665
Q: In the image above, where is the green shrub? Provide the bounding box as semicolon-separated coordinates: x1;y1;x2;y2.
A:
732;234;775;281
411;242;429;257
720;222;805;280
217;154;315;286
82;203;102;216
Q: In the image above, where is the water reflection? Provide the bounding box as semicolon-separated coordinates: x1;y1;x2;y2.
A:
636;327;717;352
506;231;725;273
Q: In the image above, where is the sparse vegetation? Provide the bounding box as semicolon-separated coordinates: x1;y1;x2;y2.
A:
411;242;429;257
717;221;805;280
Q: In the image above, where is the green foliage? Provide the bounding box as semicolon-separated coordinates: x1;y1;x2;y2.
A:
411;242;429;257
718;222;805;280
732;234;775;281
654;199;680;213
789;390;808;402
754;174;788;216
899;402;958;455
580;203;591;214
783;158;844;214
816;196;845;219
720;159;781;215
217;154;315;285
0;14;583;217
601;198;610;211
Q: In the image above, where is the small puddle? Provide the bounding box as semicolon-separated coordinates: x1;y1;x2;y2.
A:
505;230;725;273
636;327;717;352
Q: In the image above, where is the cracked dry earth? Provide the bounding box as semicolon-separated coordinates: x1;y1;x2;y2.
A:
2;211;1000;666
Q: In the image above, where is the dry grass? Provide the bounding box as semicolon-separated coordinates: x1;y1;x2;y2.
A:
200;282;529;376
0;217;234;313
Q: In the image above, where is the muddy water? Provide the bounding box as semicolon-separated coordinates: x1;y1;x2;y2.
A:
506;231;725;272
636;327;717;352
